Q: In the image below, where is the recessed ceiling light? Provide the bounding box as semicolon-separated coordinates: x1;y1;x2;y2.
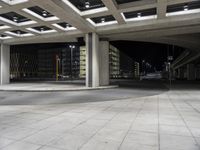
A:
42;11;47;17
85;1;90;8
137;13;141;18
17;31;21;35
184;5;188;11
65;23;69;28
101;18;105;23
13;16;18;22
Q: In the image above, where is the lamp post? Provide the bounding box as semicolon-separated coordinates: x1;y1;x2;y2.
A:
56;55;60;81
168;56;173;90
69;45;75;80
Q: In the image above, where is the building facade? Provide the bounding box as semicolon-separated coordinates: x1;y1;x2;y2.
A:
10;44;80;81
134;62;140;78
10;43;138;81
79;46;86;78
109;45;120;78
10;49;38;80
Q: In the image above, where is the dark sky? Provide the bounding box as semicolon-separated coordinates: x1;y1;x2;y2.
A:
110;41;184;71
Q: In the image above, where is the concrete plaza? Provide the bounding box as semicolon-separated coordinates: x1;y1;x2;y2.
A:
0;81;200;150
0;81;117;92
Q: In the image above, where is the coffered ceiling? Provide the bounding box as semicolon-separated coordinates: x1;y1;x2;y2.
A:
0;0;199;45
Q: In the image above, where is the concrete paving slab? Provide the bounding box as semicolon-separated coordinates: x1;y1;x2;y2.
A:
0;81;200;150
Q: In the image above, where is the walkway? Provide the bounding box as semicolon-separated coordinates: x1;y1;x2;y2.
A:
0;81;199;150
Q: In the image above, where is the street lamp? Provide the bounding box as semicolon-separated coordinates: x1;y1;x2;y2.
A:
69;45;75;80
168;56;173;90
56;55;60;81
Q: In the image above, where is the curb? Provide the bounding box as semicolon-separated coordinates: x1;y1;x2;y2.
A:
0;85;118;92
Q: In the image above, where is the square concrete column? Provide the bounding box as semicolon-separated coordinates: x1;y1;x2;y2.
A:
85;33;109;87
0;44;10;85
187;64;195;80
99;40;109;86
86;33;99;87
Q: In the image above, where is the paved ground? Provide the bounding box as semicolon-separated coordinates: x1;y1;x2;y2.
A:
0;80;200;150
0;81;116;92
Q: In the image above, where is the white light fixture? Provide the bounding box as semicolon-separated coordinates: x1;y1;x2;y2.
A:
137;13;141;18
13;16;18;22
85;1;90;8
101;18;105;23
184;5;188;11
17;30;21;35
42;11;47;17
40;27;44;32
66;23;69;29
69;45;75;49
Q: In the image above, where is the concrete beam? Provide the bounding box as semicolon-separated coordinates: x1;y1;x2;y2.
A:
157;0;167;19
3;30;82;45
101;0;126;24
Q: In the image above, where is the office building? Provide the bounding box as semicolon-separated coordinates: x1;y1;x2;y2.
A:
109;45;120;78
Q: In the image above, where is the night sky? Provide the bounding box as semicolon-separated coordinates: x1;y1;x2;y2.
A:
110;41;184;71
